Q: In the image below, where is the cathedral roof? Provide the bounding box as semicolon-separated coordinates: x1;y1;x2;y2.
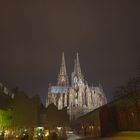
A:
49;86;69;94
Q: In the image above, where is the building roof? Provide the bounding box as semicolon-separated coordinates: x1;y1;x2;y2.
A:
49;86;69;94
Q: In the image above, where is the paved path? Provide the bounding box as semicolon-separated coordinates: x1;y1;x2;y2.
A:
67;133;82;140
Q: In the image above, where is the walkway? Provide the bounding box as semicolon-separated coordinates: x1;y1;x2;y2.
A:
67;133;82;140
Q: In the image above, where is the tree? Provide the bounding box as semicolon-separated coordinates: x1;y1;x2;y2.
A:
126;77;140;120
45;103;59;129
115;77;140;122
12;91;41;128
0;109;13;129
45;104;69;129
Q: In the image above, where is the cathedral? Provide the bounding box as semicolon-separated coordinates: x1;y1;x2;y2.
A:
46;53;107;120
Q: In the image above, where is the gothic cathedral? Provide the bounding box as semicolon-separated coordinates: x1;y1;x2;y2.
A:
46;52;107;120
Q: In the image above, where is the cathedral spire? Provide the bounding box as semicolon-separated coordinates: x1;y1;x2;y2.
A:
57;52;69;86
75;53;82;76
72;53;84;85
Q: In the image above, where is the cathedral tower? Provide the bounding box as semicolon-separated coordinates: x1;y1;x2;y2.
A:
57;52;69;86
71;53;84;86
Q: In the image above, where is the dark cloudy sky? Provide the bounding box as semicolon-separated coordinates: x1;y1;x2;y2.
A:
0;0;140;104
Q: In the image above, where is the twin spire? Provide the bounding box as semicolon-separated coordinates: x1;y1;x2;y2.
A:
57;52;84;86
74;53;84;81
57;52;69;86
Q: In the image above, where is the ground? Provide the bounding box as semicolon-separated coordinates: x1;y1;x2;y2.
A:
76;137;140;140
76;131;140;140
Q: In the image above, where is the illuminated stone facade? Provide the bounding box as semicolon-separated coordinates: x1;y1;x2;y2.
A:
0;83;14;99
46;53;107;120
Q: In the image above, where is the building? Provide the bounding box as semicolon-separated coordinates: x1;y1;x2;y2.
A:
0;83;14;99
46;52;107;120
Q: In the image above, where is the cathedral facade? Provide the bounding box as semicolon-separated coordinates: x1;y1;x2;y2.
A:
46;53;107;120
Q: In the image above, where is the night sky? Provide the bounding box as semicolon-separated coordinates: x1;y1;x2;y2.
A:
0;0;140;105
